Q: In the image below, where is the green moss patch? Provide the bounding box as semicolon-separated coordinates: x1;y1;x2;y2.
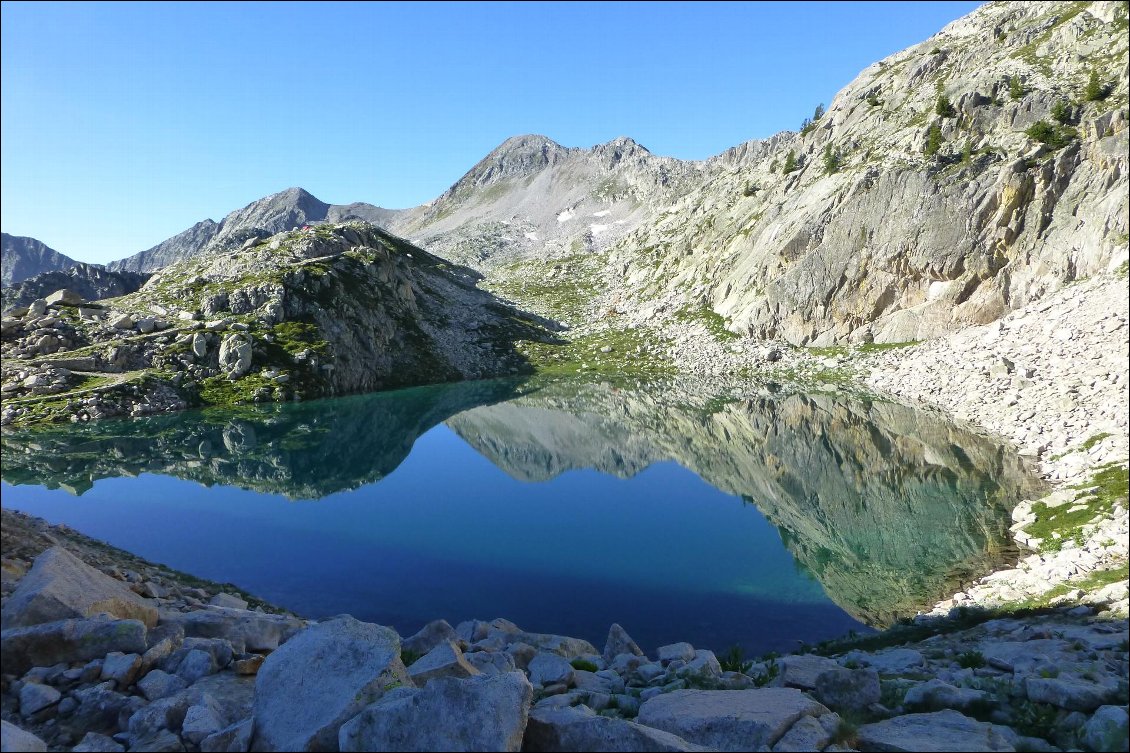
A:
1025;462;1128;551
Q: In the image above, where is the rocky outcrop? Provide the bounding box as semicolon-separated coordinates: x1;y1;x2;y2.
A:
1;263;150;313
0;222;553;426
606;1;1128;345
1;233;78;286
107;189;400;273
386;135;708;270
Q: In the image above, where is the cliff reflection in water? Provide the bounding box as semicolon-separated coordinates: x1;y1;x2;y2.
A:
2;376;1044;626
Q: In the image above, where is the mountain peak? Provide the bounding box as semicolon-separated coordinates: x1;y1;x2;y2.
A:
452;135;572;193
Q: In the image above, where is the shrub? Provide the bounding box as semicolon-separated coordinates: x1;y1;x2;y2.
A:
823;144;842;175
935;93;956;118
867;92;881;107
957;650;986;669
1025;120;1077;149
783;150;799;174
813;103;825;120
924;124;944;157
743;182;759;197
751;657;779;687
962;139;973;165
719;646;754;673
1084;69;1110;102
570;658;598;673
1009;75;1025;100
1051;99;1073;125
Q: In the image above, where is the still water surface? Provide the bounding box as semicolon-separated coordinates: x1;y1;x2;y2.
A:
1;377;1043;655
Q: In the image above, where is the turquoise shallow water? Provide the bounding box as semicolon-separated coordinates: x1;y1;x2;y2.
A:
0;377;1043;655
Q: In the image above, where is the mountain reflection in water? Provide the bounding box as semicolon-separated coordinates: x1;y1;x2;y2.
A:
2;376;1044;648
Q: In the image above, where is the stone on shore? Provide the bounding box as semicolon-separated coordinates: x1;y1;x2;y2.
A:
510;631;597;659
201;719;252;753
251;615;409;752
528;652;575;687
603;623;645;664
813;667;880;713
1;546;158;629
0;617;147;675
1083;705;1130;753
402;619;458;657
0;720;47;752
775;654;847;690
137;670;189;702
158;606;303;653
637;688;831;751
523;705;706;752
406;640;481;685
337;673;533;752
18;682;61;716
72;732;125;752
856;709;1017;752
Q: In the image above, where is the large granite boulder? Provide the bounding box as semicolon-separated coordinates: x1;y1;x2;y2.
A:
524;705;706;752
1;547;157;629
637;688;830;751
1;720;47;752
158;606;303;653
856;710;1017;752
0;617;147;675
406;640;480;685
251;616;409;752
338;672;533;752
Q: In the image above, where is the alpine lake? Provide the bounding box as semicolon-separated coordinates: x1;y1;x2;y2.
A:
0;375;1046;657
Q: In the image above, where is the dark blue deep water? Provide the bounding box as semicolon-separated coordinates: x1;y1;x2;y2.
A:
0;377;1043;656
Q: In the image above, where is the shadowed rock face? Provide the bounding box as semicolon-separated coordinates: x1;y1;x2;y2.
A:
2;263;150;312
2;377;1043;625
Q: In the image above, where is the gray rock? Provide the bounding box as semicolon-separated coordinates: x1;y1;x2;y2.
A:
510;631;597;659
100;651;143;687
72;731;125;752
45;288;85;306
603;623;645;664
28;299;48;316
402;618;458;657
219;334;252;378
657;642;695;664
18;682;61;716
129;729;185;752
1083;705;1130;753
680;650;722;680
814;667;881;713
176;648;218;683
108;312;134;329
406;640;480;685
70;681;132;734
338;672;533;752
865;648;925;674
1;546;157;629
465;650;518;675
0;720;47;752
856;709;1016;752
529;652;575;687
182;698;226;745
776;654;847;690
0;617;147;675
209;592;248;610
524;705;706;752
903;678;988;712
158;606;303;652
201;719;252;753
772;715;833;752
137;669;189;701
1025;675;1117;711
638;688;831;751
251;615;409;752
136;317;157;334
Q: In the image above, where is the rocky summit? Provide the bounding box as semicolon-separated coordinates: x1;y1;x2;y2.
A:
1;1;1128;751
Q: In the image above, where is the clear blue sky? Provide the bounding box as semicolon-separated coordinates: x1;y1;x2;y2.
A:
2;1;982;264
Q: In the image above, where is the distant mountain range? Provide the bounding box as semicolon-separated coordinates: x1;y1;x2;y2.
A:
1;233;80;286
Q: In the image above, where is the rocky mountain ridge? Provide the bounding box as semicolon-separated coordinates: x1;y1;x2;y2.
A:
106;188;399;273
1;264;150;313
1;234;80;287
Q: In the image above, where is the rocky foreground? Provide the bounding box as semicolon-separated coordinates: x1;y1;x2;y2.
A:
0;508;1127;753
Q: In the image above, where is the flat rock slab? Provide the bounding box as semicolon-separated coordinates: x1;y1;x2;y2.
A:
638;688;831;751
524;705;708;752
402;619;458;657
339;672;533;752
1;617;147;675
158;606;303;653
2;546;157;629
252;615;409;752
1;720;47;752
776;654;847;690
857;710;1017;752
407;640;480;685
